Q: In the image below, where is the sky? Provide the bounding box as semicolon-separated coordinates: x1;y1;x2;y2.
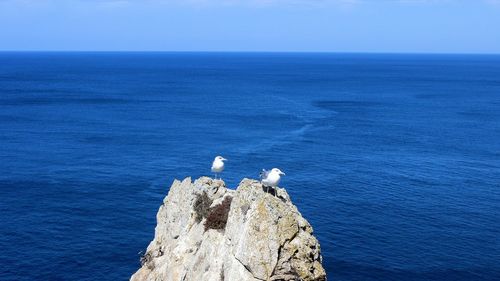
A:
0;0;499;53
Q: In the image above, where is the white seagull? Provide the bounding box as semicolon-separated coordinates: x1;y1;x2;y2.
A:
211;156;227;180
260;168;285;194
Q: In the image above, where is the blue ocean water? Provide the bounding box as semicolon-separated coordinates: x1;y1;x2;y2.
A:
1;52;499;281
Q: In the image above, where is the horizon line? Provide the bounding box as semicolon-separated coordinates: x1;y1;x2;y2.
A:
1;50;500;56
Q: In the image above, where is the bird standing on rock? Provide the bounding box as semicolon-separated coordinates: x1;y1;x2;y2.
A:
260;168;285;194
211;156;227;180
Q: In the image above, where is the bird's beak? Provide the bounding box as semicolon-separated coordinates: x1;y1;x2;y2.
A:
222;158;228;161
281;172;286;176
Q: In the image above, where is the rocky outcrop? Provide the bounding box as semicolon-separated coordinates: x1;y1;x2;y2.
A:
131;177;326;281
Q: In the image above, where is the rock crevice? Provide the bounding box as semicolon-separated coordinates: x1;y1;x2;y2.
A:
131;177;326;281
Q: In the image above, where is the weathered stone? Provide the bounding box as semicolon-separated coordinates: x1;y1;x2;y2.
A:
131;177;326;281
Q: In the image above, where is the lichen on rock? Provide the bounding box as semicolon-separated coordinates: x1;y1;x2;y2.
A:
131;177;327;281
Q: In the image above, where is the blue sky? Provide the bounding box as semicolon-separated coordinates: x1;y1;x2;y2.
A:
0;0;499;53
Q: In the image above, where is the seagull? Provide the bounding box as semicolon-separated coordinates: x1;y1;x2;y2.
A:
211;156;227;180
260;168;285;194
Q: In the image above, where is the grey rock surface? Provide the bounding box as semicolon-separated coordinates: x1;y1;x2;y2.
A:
131;177;326;281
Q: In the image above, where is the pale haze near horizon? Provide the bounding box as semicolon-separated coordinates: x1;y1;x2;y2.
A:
0;0;500;54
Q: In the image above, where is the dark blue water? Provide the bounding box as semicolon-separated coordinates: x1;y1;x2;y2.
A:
1;52;499;281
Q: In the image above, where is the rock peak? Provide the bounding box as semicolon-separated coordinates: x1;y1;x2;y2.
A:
131;177;326;281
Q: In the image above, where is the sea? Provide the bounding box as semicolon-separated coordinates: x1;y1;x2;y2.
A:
0;52;499;281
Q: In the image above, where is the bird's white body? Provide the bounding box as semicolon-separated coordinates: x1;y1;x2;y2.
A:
211;156;227;179
211;158;225;173
261;168;285;187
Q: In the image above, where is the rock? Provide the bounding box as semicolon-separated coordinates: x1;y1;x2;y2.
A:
131;177;327;281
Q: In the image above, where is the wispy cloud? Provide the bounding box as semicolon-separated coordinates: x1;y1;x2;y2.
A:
484;0;500;5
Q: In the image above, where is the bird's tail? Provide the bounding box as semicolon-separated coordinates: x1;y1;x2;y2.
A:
259;169;267;179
